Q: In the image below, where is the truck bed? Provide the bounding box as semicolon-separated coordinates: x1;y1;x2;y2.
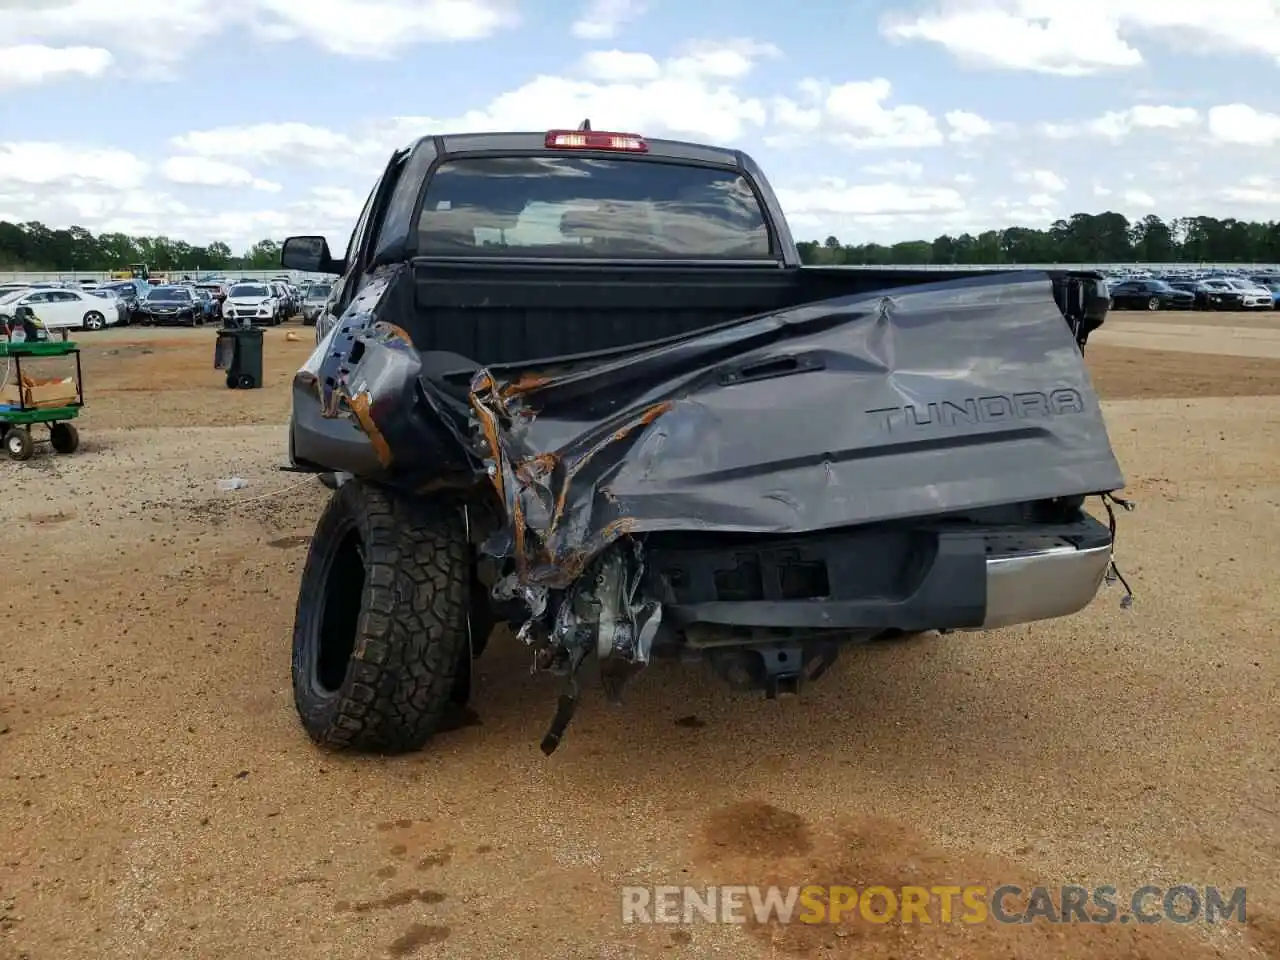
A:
405;261;1105;366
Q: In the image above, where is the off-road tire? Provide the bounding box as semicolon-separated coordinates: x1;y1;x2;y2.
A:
292;479;470;753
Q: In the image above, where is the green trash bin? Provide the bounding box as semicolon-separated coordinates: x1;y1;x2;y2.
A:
214;326;264;389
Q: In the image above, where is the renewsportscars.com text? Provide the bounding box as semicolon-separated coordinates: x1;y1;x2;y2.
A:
621;884;1247;926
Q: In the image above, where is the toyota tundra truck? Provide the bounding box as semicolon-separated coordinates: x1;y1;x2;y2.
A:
280;124;1128;756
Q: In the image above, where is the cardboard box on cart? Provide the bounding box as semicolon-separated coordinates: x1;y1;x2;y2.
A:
0;375;78;409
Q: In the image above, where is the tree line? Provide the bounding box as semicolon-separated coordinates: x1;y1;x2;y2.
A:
5;212;1280;272
797;212;1280;265
0;220;284;272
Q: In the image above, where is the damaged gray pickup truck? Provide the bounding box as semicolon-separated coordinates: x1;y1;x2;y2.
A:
280;125;1130;756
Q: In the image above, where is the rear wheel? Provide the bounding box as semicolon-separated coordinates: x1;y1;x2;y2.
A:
291;481;471;753
49;422;79;454
1146;296;1160;311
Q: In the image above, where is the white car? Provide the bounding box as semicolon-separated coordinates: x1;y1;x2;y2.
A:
222;282;281;326
0;286;119;331
1219;278;1274;309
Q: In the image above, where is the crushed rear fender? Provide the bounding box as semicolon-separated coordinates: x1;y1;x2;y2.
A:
290;267;1126;590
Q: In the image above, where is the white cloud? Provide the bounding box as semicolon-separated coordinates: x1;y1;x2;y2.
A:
773;78;945;149
160;157;281;192
360;41;779;145
777;179;966;218
0;0;218;74
0;44;113;88
862;160;925;179
170;39;782;179
882;6;1142;76
249;0;517;57
571;0;646;39
945;109;995;142
1041;104;1200;139
579;50;661;81
1221;176;1280;205
1016;169;1066;192
882;0;1280;75
0;142;149;190
0;0;515;80
666;39;780;79
171;122;355;163
1122;189;1156;208
1207;104;1280;145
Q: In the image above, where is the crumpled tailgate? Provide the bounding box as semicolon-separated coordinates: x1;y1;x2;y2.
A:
290;269;1125;587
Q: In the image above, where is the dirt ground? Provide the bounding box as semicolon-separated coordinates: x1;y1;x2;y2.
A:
1;316;1278;960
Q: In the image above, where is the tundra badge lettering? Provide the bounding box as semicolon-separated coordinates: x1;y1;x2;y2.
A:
865;388;1086;432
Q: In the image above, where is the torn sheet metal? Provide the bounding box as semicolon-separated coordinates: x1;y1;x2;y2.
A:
290;268;1126;592
459;271;1126;590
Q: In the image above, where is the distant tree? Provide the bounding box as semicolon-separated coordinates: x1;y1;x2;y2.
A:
0;221;296;272
794;212;1280;265
5;212;1280;271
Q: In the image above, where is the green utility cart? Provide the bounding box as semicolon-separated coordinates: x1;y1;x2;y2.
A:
0;339;84;461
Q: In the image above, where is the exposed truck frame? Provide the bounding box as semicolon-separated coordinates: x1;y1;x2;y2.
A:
281;125;1130;755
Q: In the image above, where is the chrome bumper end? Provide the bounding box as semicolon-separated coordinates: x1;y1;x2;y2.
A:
974;537;1113;630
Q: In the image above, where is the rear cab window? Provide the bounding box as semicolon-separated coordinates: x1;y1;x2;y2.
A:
415;155;773;259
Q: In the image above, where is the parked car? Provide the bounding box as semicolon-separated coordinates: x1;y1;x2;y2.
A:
96;280;150;322
187;285;220;323
299;281;333;325
270;280;296;318
1249;278;1280;306
86;286;130;326
222;282;282;325
136;285;205;326
195;282;228;312
1215;277;1274;309
1168;279;1245;310
1107;279;1195;311
0;286;119;331
279;124;1123;757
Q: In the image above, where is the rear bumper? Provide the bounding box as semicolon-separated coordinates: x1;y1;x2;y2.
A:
975;536;1112;629
646;513;1115;634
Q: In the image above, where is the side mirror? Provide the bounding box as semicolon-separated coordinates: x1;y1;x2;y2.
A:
281;236;344;275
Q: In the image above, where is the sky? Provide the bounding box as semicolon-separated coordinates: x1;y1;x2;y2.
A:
3;0;1280;255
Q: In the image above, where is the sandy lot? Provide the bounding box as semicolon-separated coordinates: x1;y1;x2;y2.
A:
1093;317;1280;359
1;316;1278;960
